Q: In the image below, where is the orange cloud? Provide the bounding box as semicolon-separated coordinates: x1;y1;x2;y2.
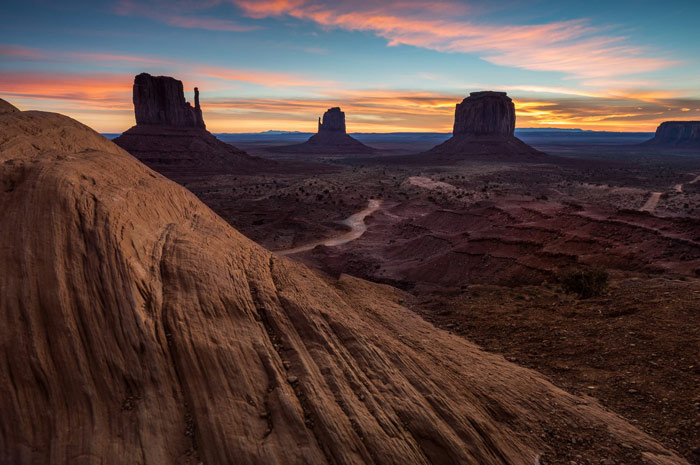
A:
0;71;133;106
232;0;675;79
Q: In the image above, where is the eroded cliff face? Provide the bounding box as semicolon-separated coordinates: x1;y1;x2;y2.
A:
114;74;267;175
646;121;700;148
318;107;347;133
453;91;515;138
0;101;689;465
133;73;205;129
426;91;548;161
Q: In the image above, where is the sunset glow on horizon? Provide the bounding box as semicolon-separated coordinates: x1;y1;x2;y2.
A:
2;0;699;133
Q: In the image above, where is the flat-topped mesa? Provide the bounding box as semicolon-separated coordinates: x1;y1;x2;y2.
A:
453;91;515;138
133;73;205;129
424;91;549;162
317;107;346;133
645;121;700;148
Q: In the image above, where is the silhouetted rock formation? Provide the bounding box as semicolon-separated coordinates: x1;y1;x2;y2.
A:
644;121;700;148
426;91;549;162
114;73;270;176
273;107;376;155
453;91;514;137
317;107;346;133
133;73;205;129
1;98;688;465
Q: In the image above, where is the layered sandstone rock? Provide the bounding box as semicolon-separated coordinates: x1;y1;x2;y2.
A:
0;99;689;464
645;121;700;148
274;107;375;155
427;91;548;161
115;73;268;175
133;73;205;129
453;91;515;137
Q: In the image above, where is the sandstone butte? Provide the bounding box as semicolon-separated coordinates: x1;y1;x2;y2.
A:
427;91;550;161
274;107;376;154
0;99;689;465
114;73;270;176
644;121;700;149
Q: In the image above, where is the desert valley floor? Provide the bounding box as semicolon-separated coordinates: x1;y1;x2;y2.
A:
178;135;700;464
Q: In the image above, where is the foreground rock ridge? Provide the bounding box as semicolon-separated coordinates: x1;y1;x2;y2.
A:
274;107;375;154
114;73;268;175
427;91;548;161
645;121;700;148
133;72;205;129
0;100;689;465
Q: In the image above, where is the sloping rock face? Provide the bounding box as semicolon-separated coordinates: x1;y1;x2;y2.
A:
274;107;375;155
645;121;700;148
114;73;268;176
427;91;549;162
0;100;689;465
133;73;205;129
0;99;19;114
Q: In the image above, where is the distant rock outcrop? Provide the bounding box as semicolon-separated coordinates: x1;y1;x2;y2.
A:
644;121;700;148
452;91;515;137
114;73;270;176
426;91;549;162
133;73;205;129
317;107;346;133
273;107;376;155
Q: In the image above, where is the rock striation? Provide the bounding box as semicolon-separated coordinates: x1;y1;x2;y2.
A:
644;121;700;148
133;73;205;129
274;107;376;155
114;73;269;176
453;91;515;137
426;91;549;162
0;99;689;464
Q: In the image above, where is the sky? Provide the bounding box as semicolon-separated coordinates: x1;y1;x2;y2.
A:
1;0;699;133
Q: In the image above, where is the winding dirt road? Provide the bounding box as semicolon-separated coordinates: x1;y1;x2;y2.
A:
278;199;382;255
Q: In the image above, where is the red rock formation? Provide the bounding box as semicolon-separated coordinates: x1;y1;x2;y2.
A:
645;121;700;148
453;91;515;137
317;107;346;133
427;91;549;161
0;99;19;114
115;73;271;175
0;98;689;465
133;73;205;129
275;107;375;155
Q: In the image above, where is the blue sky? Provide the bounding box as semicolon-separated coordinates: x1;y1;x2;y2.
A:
1;0;699;132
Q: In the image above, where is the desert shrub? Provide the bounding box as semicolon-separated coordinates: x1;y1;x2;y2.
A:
560;268;609;299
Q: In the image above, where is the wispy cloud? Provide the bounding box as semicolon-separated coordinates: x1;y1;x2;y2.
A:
232;0;675;79
194;65;336;88
115;0;258;32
